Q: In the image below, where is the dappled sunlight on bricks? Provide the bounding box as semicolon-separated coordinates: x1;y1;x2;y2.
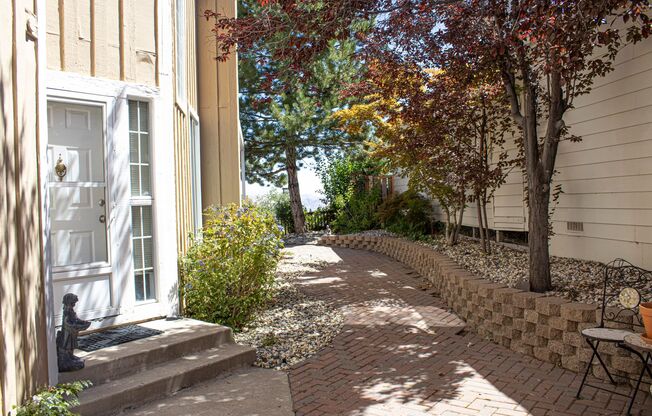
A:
287;243;652;415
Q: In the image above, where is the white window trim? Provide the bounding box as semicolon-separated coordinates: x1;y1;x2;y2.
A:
175;0;187;108
128;99;158;303
190;116;203;233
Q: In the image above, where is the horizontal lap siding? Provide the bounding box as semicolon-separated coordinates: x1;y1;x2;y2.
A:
46;0;158;86
549;36;652;267
489;134;526;231
399;35;652;268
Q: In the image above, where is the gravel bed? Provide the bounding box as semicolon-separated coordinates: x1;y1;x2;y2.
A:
351;231;607;305
282;231;327;246
424;235;605;304
234;248;344;371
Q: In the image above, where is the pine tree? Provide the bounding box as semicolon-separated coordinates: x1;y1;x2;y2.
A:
239;10;363;233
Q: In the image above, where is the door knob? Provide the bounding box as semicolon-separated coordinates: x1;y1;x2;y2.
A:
98;199;105;207
55;155;67;181
99;214;106;223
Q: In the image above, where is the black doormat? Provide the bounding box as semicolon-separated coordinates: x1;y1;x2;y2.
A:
77;325;163;352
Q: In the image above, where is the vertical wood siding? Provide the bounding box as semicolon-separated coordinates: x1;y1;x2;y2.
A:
174;107;194;254
197;0;242;209
1;0;49;412
173;0;199;255
46;0;158;85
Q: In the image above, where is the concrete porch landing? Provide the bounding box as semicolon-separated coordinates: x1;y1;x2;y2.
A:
63;318;260;416
122;367;294;416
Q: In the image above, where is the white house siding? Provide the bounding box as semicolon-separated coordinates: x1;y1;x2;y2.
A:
400;35;652;268
549;36;652;268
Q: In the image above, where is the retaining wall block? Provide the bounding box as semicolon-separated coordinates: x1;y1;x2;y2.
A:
560;303;599;323
534;347;562;366
561;355;583;372
513;292;545;309
524;309;539;324
563;332;585;348
548;340;576;356
549;316;579;332
612;356;641;374
535;297;569;317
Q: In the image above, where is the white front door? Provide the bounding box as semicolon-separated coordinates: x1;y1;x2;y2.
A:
48;101;117;321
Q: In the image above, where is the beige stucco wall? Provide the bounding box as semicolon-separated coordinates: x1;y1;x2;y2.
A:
1;0;50;412
197;0;242;208
46;0;158;85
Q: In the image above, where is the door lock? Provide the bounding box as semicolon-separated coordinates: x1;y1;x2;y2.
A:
98;199;105;207
99;214;106;223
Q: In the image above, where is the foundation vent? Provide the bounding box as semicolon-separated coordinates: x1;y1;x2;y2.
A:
566;221;584;233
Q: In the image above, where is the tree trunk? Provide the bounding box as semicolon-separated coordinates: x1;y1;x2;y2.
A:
528;173;552;292
476;196;486;253
482;198;492;255
285;146;306;234
453;203;464;244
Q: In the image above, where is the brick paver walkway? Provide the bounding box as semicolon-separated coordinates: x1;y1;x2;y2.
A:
288;246;651;416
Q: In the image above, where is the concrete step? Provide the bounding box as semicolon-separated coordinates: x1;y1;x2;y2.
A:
74;343;256;416
121;367;294;416
60;319;235;386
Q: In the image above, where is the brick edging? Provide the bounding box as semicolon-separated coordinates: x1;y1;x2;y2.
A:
318;234;641;382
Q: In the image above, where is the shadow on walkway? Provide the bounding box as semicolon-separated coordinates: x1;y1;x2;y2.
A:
288;246;652;416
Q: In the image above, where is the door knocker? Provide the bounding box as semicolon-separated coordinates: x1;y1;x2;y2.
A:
55;154;67;181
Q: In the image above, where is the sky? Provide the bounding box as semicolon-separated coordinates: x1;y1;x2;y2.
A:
244;159;326;210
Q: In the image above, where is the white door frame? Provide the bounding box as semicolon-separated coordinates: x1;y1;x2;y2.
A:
46;94;122;322
43;71;179;327
40;0;177;385
47;97;114;275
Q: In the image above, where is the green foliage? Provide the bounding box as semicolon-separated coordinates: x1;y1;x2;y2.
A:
377;189;432;239
13;381;91;416
254;190;294;233
239;20;365;188
332;187;382;233
317;152;382;207
181;203;283;330
318;152;386;234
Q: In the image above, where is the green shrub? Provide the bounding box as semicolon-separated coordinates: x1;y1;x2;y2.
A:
332;187;382;233
181;203;283;330
254;191;293;233
13;381;91;416
317;152;387;234
377;189;432;239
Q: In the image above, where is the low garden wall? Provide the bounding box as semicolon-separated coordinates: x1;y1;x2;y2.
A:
318;234;642;383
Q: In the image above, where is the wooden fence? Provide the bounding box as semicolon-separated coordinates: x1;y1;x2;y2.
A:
280;209;337;235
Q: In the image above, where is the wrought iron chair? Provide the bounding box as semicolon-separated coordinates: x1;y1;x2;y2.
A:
576;258;652;410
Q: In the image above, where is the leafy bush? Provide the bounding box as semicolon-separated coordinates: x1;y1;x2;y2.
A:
318;153;385;234
332;187;382;233
377;189;432;239
13;381;91;416
181;203;283;330
317;153;383;208
254;191;294;233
